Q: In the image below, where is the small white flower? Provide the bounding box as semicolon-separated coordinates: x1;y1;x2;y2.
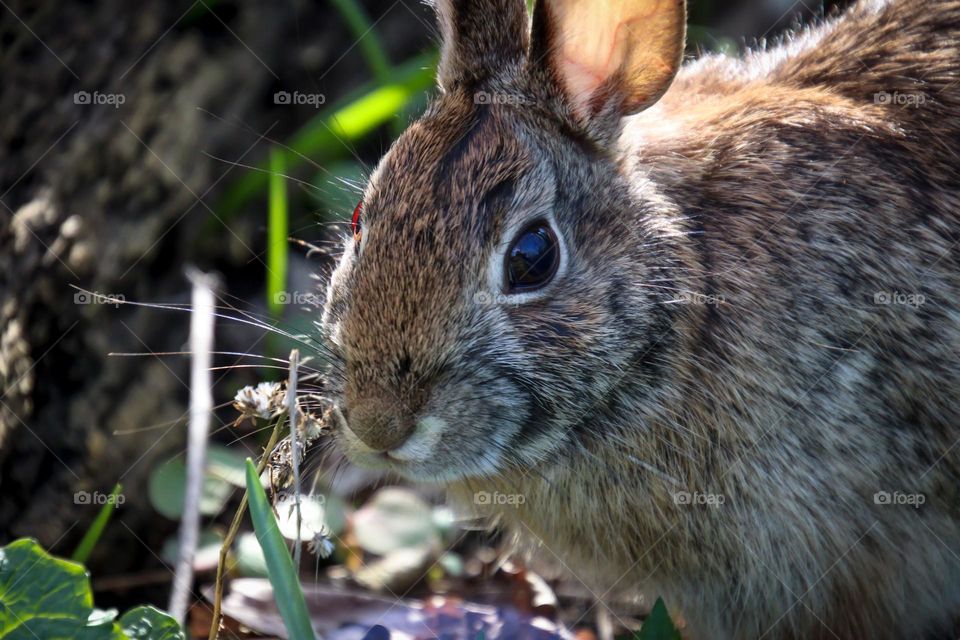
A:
308;530;335;559
233;381;286;420
298;409;325;441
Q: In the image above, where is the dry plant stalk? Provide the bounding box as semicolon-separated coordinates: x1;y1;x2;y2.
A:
170;269;218;626
287;349;303;568
207;350;298;640
206;419;286;639
208;350;333;639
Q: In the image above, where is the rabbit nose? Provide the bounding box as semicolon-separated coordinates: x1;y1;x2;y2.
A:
346;397;416;452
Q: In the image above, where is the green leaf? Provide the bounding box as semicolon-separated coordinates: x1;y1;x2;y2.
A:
148;446;245;519
214;52;437;217
244;458;317;640
233;532;269;578
0;538;99;639
207;446;248;487
327;0;392;84
88;608;119;626
0;539;184;640
353;487;439;556
72;483;123;564
634;597;681;640
119;606;185;640
325;0;404;137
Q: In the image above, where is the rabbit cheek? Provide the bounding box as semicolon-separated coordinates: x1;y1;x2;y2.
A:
408;381;530;481
320;245;359;353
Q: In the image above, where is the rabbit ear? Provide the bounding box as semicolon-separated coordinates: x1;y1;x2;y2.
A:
530;0;685;122
432;0;530;91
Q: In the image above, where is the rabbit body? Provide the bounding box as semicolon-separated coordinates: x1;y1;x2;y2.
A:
322;0;960;637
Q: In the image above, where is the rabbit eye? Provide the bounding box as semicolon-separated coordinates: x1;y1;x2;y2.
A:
505;222;560;292
351;201;363;248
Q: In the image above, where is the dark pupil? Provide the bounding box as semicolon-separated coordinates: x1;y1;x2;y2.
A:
507;225;558;291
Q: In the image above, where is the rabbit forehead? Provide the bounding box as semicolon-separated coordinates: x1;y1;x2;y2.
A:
369;94;534;226
343;95;539;364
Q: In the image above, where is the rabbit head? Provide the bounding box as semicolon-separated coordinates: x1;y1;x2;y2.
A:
322;0;687;483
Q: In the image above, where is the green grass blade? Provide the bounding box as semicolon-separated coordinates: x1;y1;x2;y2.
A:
214;51;436;216
326;0;404;136
71;483;122;564
244;458;316;640
267;148;288;319
328;0;392;84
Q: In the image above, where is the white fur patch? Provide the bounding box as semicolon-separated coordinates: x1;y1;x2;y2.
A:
390;415;447;461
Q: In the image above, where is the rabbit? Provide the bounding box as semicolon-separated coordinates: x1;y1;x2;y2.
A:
320;0;960;637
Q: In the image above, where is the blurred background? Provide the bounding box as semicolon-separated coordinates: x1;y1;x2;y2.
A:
0;0;848;637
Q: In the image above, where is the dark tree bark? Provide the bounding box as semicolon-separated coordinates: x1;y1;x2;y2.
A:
0;0;431;571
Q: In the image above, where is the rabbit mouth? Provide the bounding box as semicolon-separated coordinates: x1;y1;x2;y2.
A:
337;411;516;484
344;444;510;485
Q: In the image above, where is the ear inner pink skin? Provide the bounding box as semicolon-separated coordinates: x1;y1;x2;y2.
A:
548;0;684;119
559;12;661;97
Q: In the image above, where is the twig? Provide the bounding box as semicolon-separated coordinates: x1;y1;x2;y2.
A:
208;349;311;638
170;269;218;626
208;413;287;640
287;349;303;567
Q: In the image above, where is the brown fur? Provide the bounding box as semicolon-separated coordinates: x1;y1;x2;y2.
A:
321;0;960;637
